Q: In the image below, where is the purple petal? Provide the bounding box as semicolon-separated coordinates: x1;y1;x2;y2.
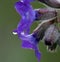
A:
15;1;28;15
34;46;41;62
20;32;41;61
20;32;36;44
14;1;35;36
22;40;41;62
17;18;32;34
22;40;34;49
15;1;35;19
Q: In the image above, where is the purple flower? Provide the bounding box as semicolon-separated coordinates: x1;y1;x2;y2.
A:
20;32;41;62
13;0;41;62
14;1;35;36
13;30;41;62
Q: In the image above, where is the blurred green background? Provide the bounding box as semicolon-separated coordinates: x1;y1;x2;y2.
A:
0;0;60;62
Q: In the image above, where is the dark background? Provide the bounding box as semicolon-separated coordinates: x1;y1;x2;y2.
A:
0;0;60;62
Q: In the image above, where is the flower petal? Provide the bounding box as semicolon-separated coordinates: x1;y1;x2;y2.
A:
22;40;34;49
34;46;41;62
20;32;41;62
15;1;29;15
14;1;35;37
15;1;35;19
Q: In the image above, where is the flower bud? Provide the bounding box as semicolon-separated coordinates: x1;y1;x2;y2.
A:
44;24;59;51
